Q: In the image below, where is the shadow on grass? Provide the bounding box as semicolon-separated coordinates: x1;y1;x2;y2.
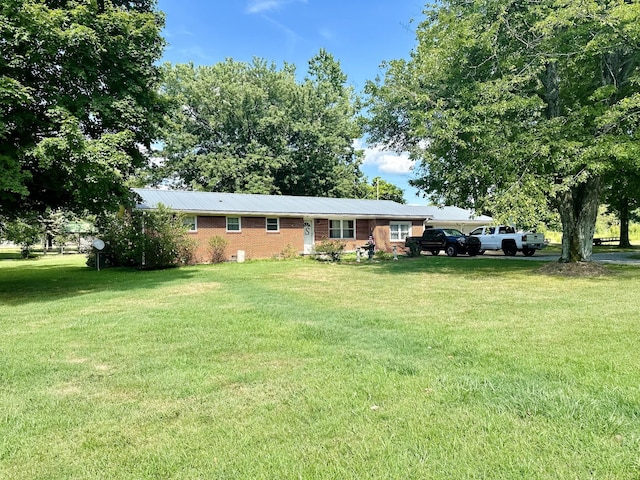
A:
340;250;640;277
0;257;197;306
0;252;42;260
339;254;558;277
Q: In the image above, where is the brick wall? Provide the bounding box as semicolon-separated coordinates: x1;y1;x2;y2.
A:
189;215;425;262
410;220;425;236
312;218;424;253
190;216;304;262
312;218;374;251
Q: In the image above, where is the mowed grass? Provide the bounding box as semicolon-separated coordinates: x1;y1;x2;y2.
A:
1;255;639;479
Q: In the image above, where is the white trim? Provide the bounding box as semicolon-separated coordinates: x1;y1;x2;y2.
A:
138;205;429;222
266;217;280;232
389;221;411;242
329;218;356;239
183;215;197;232
226;216;241;232
303;218;314;254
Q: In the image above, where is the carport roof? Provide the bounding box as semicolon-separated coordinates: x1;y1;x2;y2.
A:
133;188;431;220
404;205;493;223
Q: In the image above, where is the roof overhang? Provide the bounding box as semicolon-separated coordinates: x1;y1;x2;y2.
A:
134;189;432;221
137;205;430;221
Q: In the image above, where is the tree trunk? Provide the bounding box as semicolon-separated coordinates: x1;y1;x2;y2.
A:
618;197;632;248
545;59;601;262
544;62;560;119
556;176;601;262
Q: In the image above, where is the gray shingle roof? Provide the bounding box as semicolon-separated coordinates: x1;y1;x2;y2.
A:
133;188;431;219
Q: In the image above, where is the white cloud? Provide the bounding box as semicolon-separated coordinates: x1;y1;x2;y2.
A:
245;0;307;14
319;27;336;42
245;0;306;49
263;15;299;42
246;0;280;13
357;141;415;175
176;45;215;63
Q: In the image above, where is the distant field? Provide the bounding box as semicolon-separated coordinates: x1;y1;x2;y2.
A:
1;254;639;479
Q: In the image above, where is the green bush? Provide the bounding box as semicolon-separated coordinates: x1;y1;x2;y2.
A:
278;243;299;259
208;236;228;264
90;204;196;270
405;239;421;257
313;239;345;262
374;249;394;261
3;217;41;258
177;237;198;265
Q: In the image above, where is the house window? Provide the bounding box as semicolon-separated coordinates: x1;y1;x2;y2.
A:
183;215;197;232
390;222;411;241
226;217;241;232
329;219;355;239
266;217;279;232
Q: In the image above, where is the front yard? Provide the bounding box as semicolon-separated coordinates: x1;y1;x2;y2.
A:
1;254;638;479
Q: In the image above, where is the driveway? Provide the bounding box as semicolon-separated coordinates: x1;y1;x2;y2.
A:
591;252;640;265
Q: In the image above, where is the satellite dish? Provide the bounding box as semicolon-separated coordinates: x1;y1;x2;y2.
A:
92;239;105;251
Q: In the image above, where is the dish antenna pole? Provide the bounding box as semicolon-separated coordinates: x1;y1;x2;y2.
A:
92;239;105;271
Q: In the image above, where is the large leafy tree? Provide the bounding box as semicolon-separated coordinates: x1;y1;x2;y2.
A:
0;0;165;218
366;0;640;262
158;49;366;198
2;215;42;257
603;168;640;247
365;177;406;203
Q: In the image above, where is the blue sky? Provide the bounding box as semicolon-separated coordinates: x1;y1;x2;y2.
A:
157;0;428;203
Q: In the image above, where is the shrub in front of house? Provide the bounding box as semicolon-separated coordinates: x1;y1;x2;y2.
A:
89;204;196;270
405;238;421;257
208;236;228;264
177;237;198;266
374;249;395;261
312;239;345;262
279;243;299;259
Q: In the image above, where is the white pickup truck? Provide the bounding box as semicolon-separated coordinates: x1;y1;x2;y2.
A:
468;225;546;256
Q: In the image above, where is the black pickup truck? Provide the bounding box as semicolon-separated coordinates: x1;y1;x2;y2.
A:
405;227;482;257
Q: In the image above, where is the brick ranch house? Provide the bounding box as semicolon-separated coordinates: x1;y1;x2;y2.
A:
133;188;492;262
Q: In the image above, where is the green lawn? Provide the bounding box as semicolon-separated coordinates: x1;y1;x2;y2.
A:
1;255;639;479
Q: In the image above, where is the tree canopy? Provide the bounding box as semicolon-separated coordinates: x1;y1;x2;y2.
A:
366;0;640;261
157;50;367;198
365;177;406;204
603;166;640;247
0;0;165;218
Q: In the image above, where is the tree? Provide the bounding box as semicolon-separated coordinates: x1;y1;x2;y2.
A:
603;168;640;248
40;209;78;252
93;204;195;269
365;177;406;203
2;216;42;258
366;0;640;262
158;49;366;198
0;0;165;218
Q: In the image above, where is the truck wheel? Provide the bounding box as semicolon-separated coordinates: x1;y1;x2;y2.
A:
522;248;535;257
446;244;458;257
430;249;440;256
502;240;517;256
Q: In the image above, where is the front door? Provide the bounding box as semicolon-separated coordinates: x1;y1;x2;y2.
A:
303;218;314;254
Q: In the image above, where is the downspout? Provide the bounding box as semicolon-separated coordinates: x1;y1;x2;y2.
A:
142;211;146;268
